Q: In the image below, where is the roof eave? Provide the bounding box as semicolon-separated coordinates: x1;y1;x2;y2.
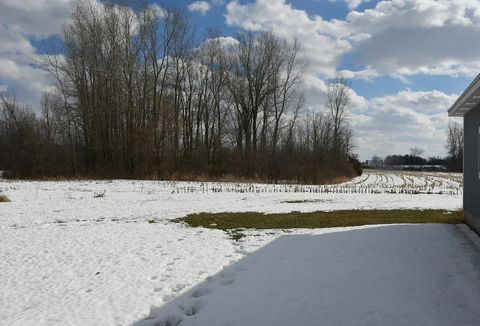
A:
448;73;480;117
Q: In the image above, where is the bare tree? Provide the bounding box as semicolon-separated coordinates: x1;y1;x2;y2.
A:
326;77;351;158
12;1;359;182
410;147;424;158
270;39;306;158
446;121;463;172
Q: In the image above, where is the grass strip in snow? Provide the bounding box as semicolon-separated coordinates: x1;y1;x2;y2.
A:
176;210;464;230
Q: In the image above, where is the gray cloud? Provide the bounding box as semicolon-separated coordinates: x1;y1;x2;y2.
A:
0;0;72;109
345;0;480;77
0;0;71;36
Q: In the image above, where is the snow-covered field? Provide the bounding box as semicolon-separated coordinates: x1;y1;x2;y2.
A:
0;170;471;325
0;170;463;229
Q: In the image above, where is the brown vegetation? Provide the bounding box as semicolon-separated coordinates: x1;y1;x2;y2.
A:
0;195;11;202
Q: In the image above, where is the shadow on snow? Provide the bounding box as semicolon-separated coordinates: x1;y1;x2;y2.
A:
132;224;480;326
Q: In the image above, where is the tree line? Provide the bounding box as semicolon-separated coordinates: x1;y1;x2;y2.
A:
0;0;359;182
383;155;446;167
370;123;464;173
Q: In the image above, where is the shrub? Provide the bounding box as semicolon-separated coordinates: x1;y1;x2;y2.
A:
0;194;11;202
349;155;363;176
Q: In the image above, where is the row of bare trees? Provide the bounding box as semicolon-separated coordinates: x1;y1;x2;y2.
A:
0;0;358;182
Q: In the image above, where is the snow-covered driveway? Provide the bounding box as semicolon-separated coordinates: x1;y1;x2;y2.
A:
137;224;480;326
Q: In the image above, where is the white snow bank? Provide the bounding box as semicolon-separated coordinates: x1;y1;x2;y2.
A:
136;224;480;326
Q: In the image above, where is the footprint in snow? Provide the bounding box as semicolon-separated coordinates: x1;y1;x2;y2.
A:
234;265;246;272
179;300;204;316
235;248;248;255
190;287;213;298
173;283;187;292
219;278;235;286
162;293;176;302
151;314;183;326
219;270;236;279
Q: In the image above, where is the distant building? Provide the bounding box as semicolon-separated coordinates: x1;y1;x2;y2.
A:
448;74;480;234
365;156;384;168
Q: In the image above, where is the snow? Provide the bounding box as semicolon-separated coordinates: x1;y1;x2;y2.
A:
137;224;480;326
0;171;472;325
0;223;237;325
0;171;463;229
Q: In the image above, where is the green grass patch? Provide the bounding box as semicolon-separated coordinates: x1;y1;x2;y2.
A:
175;210;464;230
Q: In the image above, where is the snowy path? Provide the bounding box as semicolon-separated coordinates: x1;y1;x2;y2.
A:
136;224;480;326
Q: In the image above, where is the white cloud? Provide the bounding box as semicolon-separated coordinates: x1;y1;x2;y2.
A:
203;36;239;50
346;0;364;9
0;0;149;110
0;0;75;109
224;0;479;158
352;89;459;159
225;0;352;94
0;0;471;159
150;4;167;19
226;0;480;79
338;66;378;80
226;0;351;77
329;0;371;10
0;25;35;55
188;1;211;14
297;78;456;159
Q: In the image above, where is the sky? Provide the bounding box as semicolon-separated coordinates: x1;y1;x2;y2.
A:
0;0;478;160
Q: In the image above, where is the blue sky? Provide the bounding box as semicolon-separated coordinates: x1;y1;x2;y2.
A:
1;0;479;160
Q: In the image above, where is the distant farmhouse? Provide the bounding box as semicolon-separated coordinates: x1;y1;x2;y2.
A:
365;157;384;168
449;74;480;234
